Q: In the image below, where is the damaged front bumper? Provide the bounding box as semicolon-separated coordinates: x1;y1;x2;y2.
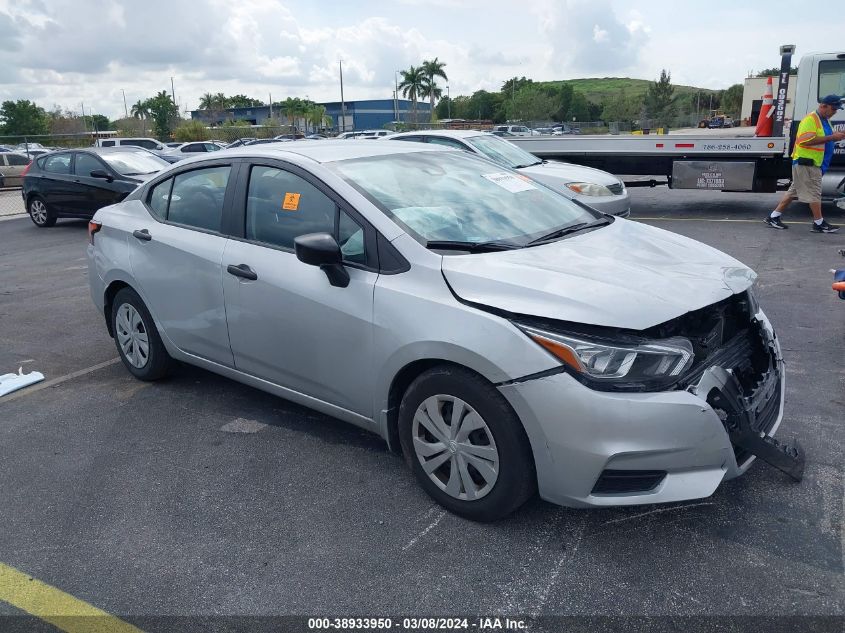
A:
498;308;801;509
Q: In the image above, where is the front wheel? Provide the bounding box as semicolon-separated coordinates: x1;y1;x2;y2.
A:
28;196;56;227
398;366;536;522
111;287;174;381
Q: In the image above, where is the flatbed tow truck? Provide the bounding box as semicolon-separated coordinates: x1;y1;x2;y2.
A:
511;47;845;202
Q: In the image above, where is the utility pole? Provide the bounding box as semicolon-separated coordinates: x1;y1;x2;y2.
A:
394;70;400;125
80;102;87;132
447;85;450;119
170;77;176;105
339;60;346;133
121;89;128;119
269;93;273;121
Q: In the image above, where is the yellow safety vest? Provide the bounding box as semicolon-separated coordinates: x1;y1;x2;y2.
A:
792;111;826;166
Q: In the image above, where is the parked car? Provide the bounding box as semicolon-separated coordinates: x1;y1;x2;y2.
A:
87;140;784;521
223;138;257;149
0;152;32;188
305;134;328;140
553;125;576;135
487;130;515;137
23;147;169;227
0;145;15;152
95;137;169;152
357;130;394;139
493;125;540;137
336;131;362;139
274;133;305;141
162;142;224;160
387;129;630;216
164;142;183;148
15;142;47;152
245;139;292;146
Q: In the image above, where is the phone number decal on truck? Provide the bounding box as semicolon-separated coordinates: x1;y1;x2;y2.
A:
701;143;753;151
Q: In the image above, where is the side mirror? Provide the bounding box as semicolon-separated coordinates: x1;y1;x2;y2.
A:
294;232;350;288
90;169;113;182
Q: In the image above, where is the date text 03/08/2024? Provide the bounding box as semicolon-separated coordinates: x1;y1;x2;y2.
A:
307;617;528;630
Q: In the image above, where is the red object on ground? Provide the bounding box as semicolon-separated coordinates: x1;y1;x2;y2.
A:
755;76;774;137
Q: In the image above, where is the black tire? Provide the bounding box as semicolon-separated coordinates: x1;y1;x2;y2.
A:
28;195;56;227
398;365;536;522
111;287;174;381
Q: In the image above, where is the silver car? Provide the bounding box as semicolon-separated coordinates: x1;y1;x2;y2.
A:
387;130;630;216
87;141;787;521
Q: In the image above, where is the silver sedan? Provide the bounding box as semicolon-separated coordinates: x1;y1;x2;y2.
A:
87;141;787;520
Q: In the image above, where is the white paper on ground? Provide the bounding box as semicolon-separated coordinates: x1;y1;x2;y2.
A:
0;367;45;397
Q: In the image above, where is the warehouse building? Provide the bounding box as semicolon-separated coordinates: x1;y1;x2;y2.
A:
191;99;431;132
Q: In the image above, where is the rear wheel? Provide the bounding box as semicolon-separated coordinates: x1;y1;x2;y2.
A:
111;287;174;381
398;365;536;522
28;196;55;227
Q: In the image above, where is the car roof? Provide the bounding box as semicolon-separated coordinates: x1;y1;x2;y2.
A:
200;139;450;165
390;129;483;140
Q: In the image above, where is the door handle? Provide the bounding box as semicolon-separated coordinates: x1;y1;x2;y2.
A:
132;229;152;241
227;264;258;281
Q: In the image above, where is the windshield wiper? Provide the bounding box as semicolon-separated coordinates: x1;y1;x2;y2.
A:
512;161;542;169
425;240;519;253
526;218;611;246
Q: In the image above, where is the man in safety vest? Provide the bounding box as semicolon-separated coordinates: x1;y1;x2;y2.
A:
765;94;845;233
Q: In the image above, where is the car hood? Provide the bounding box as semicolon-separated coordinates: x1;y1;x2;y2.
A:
440;219;756;330
518;160;621;187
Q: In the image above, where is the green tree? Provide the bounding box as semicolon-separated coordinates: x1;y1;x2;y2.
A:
174;119;210;142
719;83;744;119
601;88;642;124
145;91;179;139
507;86;556;121
398;65;426;125
229;94;264;108
420;58;448;122
281;97;308;131
131;100;151;136
0;100;49;136
756;66;798;77
307;104;332;131
645;69;676;123
83;114;110;132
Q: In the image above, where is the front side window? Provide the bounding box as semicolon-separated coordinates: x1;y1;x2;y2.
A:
331;151;597;246
42;154;72;174
245;166;336;251
74;153;105;177
167;166;231;232
818;60;845;100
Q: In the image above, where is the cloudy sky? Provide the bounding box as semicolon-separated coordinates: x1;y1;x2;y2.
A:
0;0;841;120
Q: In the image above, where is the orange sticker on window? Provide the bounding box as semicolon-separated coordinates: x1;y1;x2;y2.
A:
282;192;301;211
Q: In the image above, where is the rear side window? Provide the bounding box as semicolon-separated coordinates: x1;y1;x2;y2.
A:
6;154;29;166
426;137;466;150
42;154;72;174
167;166;231;232
147;178;173;221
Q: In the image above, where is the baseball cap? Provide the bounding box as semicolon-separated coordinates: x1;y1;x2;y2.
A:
819;94;843;110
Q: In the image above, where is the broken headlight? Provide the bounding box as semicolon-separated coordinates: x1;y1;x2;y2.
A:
516;323;694;391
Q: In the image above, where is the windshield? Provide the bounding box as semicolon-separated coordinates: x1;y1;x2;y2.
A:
465;134;541;169
330;151;598;246
101;151;168;176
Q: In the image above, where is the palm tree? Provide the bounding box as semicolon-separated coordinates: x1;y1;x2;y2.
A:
130;99;150;135
398;65;426;126
307;105;332;132
198;93;215;110
421;58;448;122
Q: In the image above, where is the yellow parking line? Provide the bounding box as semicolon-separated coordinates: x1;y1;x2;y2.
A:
635;217;803;224
0;562;142;633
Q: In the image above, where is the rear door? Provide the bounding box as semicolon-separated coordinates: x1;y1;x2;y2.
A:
2;153;30;187
38;153;75;212
221;160;378;416
127;161;238;366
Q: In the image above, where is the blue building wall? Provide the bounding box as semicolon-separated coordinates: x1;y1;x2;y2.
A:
191;99;432;131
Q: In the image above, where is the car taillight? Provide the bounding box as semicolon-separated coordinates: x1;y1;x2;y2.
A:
88;220;102;245
21;162;32;176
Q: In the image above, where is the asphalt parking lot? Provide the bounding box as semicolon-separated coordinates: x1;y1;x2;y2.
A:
0;188;843;632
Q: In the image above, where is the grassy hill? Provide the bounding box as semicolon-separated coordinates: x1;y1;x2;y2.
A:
542;78;716;104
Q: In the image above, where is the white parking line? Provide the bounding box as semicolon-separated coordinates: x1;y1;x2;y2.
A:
1;358;120;403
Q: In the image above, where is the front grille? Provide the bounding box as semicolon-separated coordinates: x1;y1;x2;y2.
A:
591;470;667;495
607;183;624;195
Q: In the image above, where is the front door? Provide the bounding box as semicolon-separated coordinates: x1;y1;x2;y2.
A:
222;162;377;417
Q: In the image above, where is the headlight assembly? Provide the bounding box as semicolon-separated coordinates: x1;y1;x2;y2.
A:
565;182;613;197
516;323;694;390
